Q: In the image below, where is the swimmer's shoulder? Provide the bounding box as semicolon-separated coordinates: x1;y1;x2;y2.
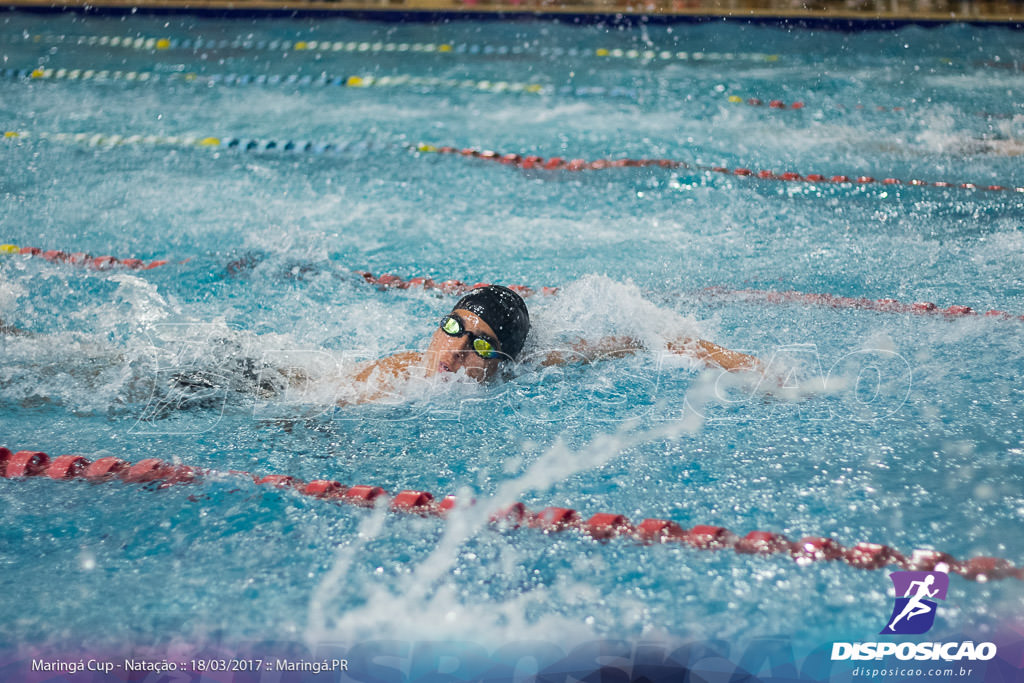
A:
353;351;423;383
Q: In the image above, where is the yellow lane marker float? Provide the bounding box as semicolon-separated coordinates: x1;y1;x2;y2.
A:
10;66;545;94
3;130;226;149
3;31;779;62
1;129;386;156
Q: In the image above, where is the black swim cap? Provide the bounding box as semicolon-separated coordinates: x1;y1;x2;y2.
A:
452;285;530;359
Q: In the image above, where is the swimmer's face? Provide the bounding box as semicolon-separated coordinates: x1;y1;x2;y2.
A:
425;308;503;382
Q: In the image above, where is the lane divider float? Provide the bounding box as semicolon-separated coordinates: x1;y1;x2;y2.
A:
2;129;377;154
8;64;935;113
722;94;1022;121
417;144;1024;194
0;243;170;271
978;60;1024;72
12;36;1020;118
5;248;1019;324
726;95;912;114
697;286;1024;322
727;95;807;111
1;446;1019;582
9;130;1020;196
354;270;556;298
9;65;941;114
11;68;640;99
5;32;779;63
357;270;1024;321
9;66;546;95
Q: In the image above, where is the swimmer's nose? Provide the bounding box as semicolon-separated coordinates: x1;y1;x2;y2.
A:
436;337;473;371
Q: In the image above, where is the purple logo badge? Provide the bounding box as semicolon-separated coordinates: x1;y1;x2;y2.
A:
880;571;949;635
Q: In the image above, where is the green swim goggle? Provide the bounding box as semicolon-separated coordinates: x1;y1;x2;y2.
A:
440;314;501;360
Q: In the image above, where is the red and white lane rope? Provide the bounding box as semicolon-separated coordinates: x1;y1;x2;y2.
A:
353;270;556;298
7;129;1022;194
725;95;907;113
4;246;1022;323
979;60;1024;72
8;128;1021;194
725;95;1024;123
0;243;172;271
5;247;1022;324
1;446;1019;583
724;95;962;115
357;271;1024;322
696;286;1024;322
417;144;1024;194
727;96;808;110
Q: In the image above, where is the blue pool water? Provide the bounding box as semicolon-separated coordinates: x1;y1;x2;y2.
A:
1;10;1023;676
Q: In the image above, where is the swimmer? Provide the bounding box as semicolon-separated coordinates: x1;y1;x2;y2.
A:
0;287;763;411
342;284;762;405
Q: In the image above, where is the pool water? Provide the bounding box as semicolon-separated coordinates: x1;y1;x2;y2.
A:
1;10;1023;677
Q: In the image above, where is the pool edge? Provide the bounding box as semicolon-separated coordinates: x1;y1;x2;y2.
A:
3;0;1023;28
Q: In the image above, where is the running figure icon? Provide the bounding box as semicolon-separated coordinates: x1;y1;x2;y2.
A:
882;571;949;635
887;575;938;631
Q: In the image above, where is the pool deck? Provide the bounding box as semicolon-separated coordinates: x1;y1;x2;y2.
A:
4;0;1023;26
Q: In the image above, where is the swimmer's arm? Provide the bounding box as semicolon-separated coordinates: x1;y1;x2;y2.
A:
667;338;764;373
352;351;422;384
540;336;762;373
334;351;422;406
539;336;643;367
